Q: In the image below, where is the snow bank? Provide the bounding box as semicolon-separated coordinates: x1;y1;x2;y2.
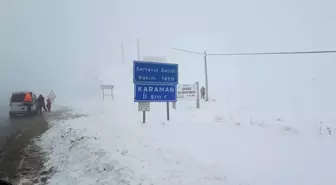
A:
38;94;336;185
36;58;336;185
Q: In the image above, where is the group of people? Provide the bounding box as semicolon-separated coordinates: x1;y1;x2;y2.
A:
36;94;52;114
23;92;52;114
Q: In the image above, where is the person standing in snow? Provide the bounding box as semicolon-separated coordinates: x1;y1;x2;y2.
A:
37;94;47;114
200;86;205;100
23;92;33;113
46;98;52;112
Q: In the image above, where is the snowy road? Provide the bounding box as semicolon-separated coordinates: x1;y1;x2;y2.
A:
0;104;49;182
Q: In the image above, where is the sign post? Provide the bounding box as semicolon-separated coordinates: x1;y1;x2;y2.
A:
196;82;200;109
47;91;57;103
172;102;176;109
133;60;178;123
204;51;209;101
166;102;170;120
177;83;199;108
138;102;150;111
101;85;114;100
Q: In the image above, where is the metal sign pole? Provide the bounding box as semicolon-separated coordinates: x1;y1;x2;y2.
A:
111;88;113;100
196;82;200;108
137;40;146;124
143;111;146;123
166;102;170;121
204;51;209;102
102;89;104;100
121;41;125;64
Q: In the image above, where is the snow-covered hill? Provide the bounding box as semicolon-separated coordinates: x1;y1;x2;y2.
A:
34;61;336;185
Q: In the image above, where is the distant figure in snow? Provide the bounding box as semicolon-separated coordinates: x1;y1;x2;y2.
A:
37;94;47;114
200;86;205;100
46;98;52;112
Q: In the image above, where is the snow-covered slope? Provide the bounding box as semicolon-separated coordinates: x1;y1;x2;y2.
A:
36;60;336;185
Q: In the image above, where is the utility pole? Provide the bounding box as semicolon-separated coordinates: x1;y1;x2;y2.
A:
204;51;209;101
121;41;125;64
137;39;140;61
137;39;146;123
196;82;200;108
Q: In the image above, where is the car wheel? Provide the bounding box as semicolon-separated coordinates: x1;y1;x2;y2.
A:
9;112;14;118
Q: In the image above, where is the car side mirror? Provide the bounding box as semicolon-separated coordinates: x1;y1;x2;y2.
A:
0;180;13;185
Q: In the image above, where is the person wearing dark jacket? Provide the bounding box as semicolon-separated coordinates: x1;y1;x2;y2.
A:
46;98;51;112
200;86;205;100
37;94;47;114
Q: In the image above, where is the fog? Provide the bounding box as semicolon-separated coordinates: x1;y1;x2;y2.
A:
1;0;336;114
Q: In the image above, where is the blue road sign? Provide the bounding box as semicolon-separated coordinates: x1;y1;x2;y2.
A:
134;84;177;102
133;61;178;84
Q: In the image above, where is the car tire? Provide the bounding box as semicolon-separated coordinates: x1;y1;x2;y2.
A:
9;112;15;118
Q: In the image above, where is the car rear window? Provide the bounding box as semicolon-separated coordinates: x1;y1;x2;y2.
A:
11;94;25;102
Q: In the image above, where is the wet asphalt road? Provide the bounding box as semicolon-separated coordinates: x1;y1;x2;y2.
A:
0;105;49;181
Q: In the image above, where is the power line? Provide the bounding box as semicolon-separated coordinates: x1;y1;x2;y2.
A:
208;50;336;56
170;47;204;55
146;41;336;56
168;46;336;103
170;47;336;56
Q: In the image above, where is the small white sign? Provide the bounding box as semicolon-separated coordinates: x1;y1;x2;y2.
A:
48;91;57;102
101;85;114;89
177;84;197;100
142;56;167;62
138;102;150;111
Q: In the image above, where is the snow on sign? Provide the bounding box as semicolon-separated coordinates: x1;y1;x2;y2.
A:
133;61;178;84
138;102;150;112
134;84;177;102
177;84;197;100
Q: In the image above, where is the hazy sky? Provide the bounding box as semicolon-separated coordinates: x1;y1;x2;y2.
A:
0;0;335;105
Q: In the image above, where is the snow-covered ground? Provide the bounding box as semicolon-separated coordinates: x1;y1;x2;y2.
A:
2;1;335;184
35;61;336;185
